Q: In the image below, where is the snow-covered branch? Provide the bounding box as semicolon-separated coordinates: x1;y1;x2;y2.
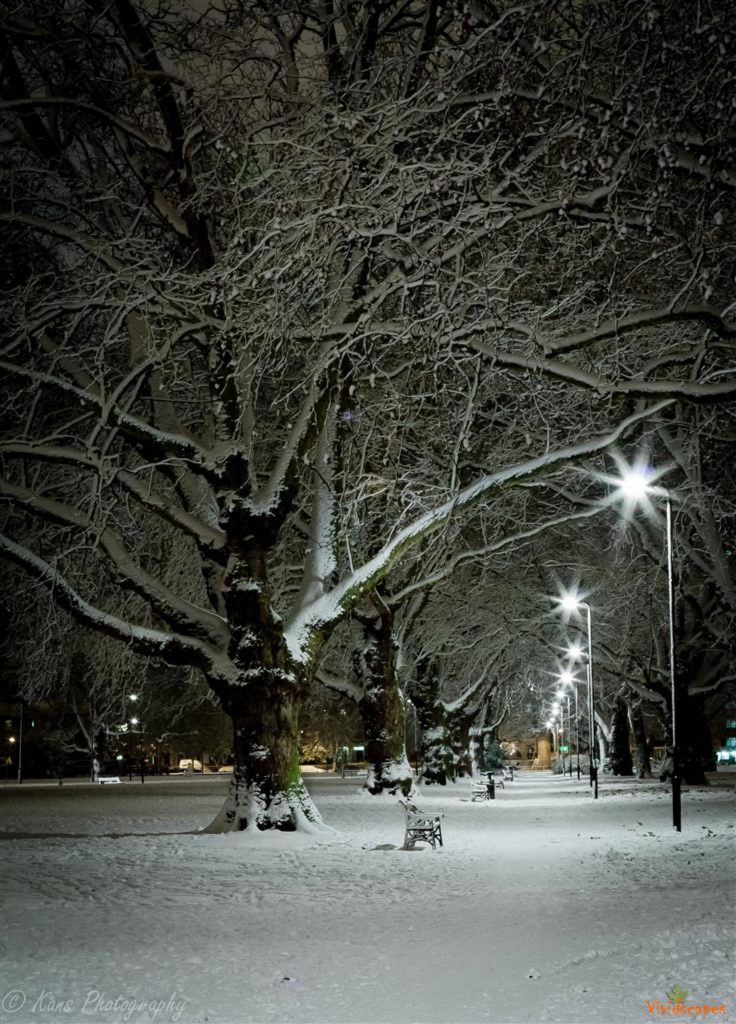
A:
389;505;609;606
0;478;229;646
285;401;673;662
0;533;220;671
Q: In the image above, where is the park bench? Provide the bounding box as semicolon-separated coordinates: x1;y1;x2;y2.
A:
97;776;121;784
398;799;444;850
471;772;503;801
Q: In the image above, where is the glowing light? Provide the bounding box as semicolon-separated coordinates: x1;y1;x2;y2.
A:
619;469;653;501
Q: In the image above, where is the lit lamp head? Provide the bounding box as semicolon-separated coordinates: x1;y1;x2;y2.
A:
619;469;652;501
608;460;669;519
130;717;139;726
566;643;583;661
558;669;576;687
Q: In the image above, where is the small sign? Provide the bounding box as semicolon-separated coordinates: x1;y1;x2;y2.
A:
559;745;569;752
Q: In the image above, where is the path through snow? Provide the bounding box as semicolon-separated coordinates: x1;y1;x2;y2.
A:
1;772;734;1024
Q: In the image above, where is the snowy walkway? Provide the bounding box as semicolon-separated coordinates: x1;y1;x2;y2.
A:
1;772;734;1024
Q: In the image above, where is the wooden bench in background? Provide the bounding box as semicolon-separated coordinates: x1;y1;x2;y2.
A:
470;772;503;801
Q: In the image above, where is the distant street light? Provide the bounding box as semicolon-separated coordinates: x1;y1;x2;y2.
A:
130;717;145;784
555;689;573;777
16;703;23;785
557;592;598;798
616;466;680;832
560;666;582;780
549;704;562;758
545;719;555;753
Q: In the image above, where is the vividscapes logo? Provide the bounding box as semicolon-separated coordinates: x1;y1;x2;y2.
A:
645;984;728;1016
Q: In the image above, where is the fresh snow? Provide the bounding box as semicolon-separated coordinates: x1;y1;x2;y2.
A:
1;771;734;1024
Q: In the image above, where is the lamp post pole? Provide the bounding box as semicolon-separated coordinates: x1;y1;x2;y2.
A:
559;596;597;799
555;690;574;778
574;682;580;780
617;470;680;831
666;496;681;832
559;703;565;773
565;694;572;777
17;703;23;785
140;725;145;785
130;714;144;783
583;604;598;800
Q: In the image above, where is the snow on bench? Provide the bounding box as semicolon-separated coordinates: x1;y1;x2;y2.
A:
471;773;503;801
97;776;121;784
399;799;444;850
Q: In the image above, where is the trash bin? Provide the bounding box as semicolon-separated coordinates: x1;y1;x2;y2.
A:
487;776;496;799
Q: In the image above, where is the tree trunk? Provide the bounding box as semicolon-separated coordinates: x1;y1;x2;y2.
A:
467;727;483;776
204;539;326;832
206;664;325;832
629;705;651;778
413;655;455;785
353;605;412;796
678;692;713;785
609;694;634;776
658;690;711;786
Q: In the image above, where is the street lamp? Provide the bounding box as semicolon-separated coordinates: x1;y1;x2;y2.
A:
558;592;598;798
560;665;582;780
550;704;562;761
617;467;680;832
130;716;145;784
551;701;564;770
555;688;573;777
16;703;23;785
545;719;556;754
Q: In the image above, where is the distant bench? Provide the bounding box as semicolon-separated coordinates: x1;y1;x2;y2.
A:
97;776;121;784
471;772;504;801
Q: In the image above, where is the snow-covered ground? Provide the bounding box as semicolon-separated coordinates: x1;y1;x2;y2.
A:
1;771;734;1024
